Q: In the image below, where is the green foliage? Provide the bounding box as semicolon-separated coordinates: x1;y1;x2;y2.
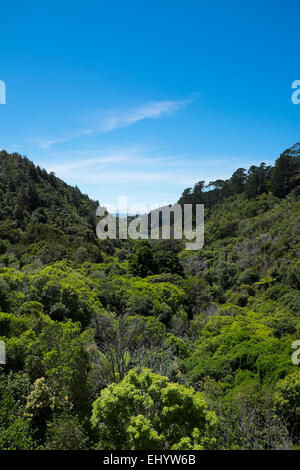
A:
0;147;299;450
275;371;300;437
43;413;88;450
271;148;300;198
129;240;155;277
0;151;102;267
0;372;35;449
129;240;183;278
91;368;216;450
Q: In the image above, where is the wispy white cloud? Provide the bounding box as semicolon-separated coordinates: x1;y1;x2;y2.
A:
30;97;194;149
43;146;146;176
31;128;94;149
47;156;124;176
42;145;187;177
98;98;193;132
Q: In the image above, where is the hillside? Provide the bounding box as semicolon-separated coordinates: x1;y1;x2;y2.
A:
0;146;299;450
0;150;103;268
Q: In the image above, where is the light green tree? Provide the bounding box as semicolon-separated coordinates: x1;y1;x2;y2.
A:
275;371;300;435
91;368;216;450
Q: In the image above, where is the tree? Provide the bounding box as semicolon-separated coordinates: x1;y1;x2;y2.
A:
43;413;88;450
24;182;39;211
245;163;272;198
91;368;216;450
192;181;206;204
271;152;300;197
129;240;155;277
229;168;247;194
178;187;192;205
0;372;35;450
275;371;300;438
208;180;227;204
153;250;183;276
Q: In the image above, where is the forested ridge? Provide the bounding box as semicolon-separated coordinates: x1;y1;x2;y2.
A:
0;144;300;450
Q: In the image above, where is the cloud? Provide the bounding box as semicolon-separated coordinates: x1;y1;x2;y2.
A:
39;144;268;208
31;128;94;149
30;96;194;150
98;98;193;132
42;145;182;177
43;146;146;173
47;156;125;176
42;145;243;188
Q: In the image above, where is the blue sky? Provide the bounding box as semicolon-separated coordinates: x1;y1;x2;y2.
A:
0;0;300;208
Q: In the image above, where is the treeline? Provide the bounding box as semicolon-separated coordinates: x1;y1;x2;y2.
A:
178;143;300;209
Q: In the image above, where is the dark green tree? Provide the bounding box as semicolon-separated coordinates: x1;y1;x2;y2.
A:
129;240;155;277
271;152;300;197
